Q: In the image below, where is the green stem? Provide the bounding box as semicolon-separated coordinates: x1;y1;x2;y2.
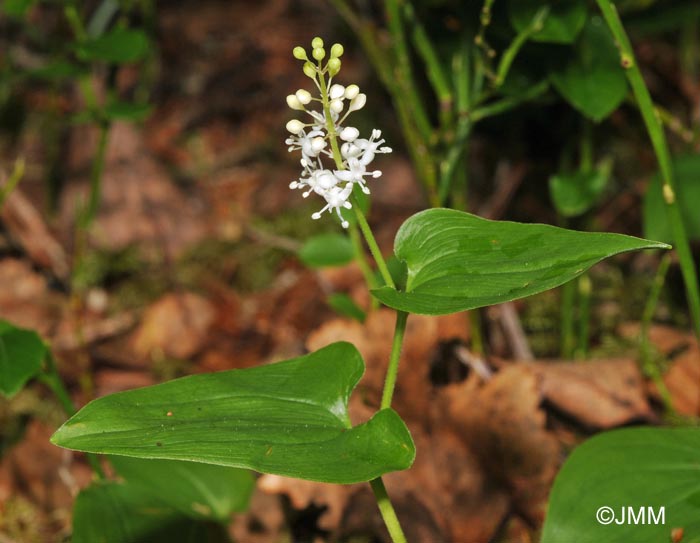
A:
369;478;408;543
402;0;453;129
318;68;395;290
349;224;380;310
385;0;434;144
380;311;409;409
439;118;472;205
39;353;105;478
560;278;576;359
595;0;700;339
575;274;591;358
640;253;674;411
470;79;549;122
0;157;25;207
330;0;439;204
352;204;395;289
494;6;549;87
82;122;110;228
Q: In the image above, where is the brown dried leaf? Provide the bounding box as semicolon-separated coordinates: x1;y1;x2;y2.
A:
532;358;654;428
444;366;559;525
131;292;216;359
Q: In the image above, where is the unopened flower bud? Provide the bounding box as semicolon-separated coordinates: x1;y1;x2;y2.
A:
311;37;324;49
348;93;366;112
286;119;305;134
330;43;344;58
303;62;316;79
344;84;360;100
329;84;345;100
312;47;326;61
339;126;359;141
293;46;308;60
286;94;304;110
327;58;341;76
295;89;312;104
330;99;344;113
310;137;326;154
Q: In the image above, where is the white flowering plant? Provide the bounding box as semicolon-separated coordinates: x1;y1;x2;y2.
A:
285;39;391;229
44;36;672;543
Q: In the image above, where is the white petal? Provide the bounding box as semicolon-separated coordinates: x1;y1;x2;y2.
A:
329;84;345;100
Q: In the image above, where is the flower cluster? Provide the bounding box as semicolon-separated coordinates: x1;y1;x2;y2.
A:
286;38;391;228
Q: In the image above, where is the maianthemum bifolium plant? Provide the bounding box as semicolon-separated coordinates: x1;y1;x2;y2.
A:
40;36;676;542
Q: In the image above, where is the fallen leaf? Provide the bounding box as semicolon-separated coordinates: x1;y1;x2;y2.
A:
131;292;216;359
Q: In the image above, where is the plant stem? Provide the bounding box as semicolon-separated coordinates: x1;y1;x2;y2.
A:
575;274;591;358
596;0;700;339
319;67;396;290
560;278;577;359
402;0;453;129
381;311;409;409
0;157;25;206
640;253;674;411
369;477;408;543
494;6;549;87
385;0;434;144
39;353;105;479
349;224;380;309
81;122;110;228
330;0;439;204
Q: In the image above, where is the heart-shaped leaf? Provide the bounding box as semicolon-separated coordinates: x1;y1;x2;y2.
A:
510;0;587;44
52;342;414;484
72;481;231;543
550;16;628;121
549;161;611;217
0;320;47;397
299;233;354;268
77;28;150;63
371;209;668;315
111;457;254;522
542;428;700;543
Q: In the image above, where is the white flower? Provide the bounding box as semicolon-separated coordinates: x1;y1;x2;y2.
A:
311;185;353;228
335;157;381;195
285;128;327;163
355;129;392;166
286;43;390;228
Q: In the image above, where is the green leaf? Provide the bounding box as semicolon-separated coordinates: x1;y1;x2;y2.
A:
104;101;152;122
298;233;354;268
77;28;150;63
29;61;86;81
510;0;587;44
0;320;47;397
371;208;669;315
549;161;611;217
51;342;414;484
1;0;36;18
542;428;700;543
72;481;231;543
550;16;628;121
644;154;700;243
111;457;254;522
327;293;366;323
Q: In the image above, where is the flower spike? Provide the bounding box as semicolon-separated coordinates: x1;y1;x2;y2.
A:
286;39;391;228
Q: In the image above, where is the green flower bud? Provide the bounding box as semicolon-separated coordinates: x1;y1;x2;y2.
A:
312;47;326;61
292;46;307;60
302;61;316;79
311;37;324;49
330;43;344;58
327;57;341;76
